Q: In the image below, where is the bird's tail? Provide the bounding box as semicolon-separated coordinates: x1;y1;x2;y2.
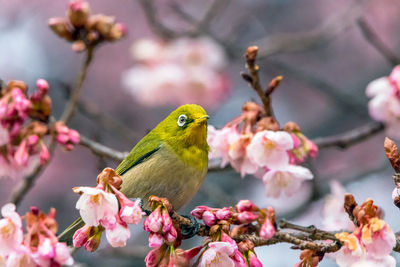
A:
58;217;85;245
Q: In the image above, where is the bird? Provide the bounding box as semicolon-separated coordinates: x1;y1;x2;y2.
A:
58;104;210;243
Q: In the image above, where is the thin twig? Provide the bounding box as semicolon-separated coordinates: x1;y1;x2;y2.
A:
358;18;400;66
10;47;95;207
60;46;95;123
256;0;370;59
313;121;384;149
79;135;129;162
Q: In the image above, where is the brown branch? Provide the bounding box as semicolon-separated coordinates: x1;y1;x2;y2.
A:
10;47;95;207
256;0;370;59
243;46;275;118
358;18;400;66
79;135;128;162
313;121;384;149
60;46;95;123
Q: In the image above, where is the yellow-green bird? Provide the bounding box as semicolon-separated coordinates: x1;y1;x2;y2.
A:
59;104;209;243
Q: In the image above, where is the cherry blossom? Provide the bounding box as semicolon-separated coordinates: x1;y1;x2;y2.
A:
122;37;230;108
198;242;236;267
262;164;313;198
366;65;400;138
0;203;23;256
74;186;119;227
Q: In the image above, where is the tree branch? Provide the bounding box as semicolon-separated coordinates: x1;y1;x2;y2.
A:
313;121;384;149
60;46;95;123
256;0;370;59
358;18;400;66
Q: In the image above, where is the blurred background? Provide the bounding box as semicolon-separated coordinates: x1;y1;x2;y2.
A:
1;0;400;266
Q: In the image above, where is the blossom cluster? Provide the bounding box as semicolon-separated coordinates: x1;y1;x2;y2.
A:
73;168;144;251
0;79;80;179
208;102;317;198
333;196;396;267
144;198;275;266
49;0;126;52
0;203;73;266
144;196;204;267
121;37;230;108
366;65;400;138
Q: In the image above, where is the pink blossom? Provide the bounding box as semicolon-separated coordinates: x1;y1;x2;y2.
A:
0;203;23;256
262;165;313;198
122;37;230;109
39;145;50;165
198;242;236;267
207;125;237;167
74;186;119;226
0;125;9;146
259;219;275;240
4;246;35;267
247;130;293;169
112;188;144;225
105;218;131;247
366;65;400;138
54;242;74;266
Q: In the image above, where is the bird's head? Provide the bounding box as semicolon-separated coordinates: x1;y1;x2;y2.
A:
157;104;209;150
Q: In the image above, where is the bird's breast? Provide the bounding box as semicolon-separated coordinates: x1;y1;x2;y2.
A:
120;146;207;210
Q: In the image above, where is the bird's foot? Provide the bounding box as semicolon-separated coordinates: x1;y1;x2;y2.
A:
181;215;200;239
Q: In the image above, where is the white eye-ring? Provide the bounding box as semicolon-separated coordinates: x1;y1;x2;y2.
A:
177;114;187;127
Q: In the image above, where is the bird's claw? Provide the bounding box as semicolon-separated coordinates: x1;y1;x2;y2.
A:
181;215;200;239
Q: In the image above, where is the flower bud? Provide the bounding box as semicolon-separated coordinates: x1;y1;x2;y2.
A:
108;23;127;41
190;206;209;219
216;208;233;220
161;208;173;233
72;40;86;52
236;200;257;212
145;247;166;267
259;219;275;240
73;225;92;248
36;79;49;95
48;18;74;41
67;0;90;27
40;145;50;165
84;231;102;252
149;232;164;249
165;226;177;244
237;211;258;224
248;250;263;267
202;210;217;226
144;206;162;233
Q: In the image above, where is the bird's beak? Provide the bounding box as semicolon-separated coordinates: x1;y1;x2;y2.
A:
196;115;210;123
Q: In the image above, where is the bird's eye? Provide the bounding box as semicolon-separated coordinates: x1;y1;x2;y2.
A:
177;114;187;127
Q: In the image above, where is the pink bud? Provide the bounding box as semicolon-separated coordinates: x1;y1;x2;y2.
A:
202;210;217;226
27;135;39;146
149;233;164;249
73;225;91;248
216;208;233;220
165;226;177;244
259;219;275;240
36;79;49;95
237;211;258;224
291;134;301;148
69;129;80;144
144;207;162;233
236;200;257;212
161;208;173;233
14;140;29;166
40;145;50;165
190;206;209;219
248;251;263;267
145;247;165;267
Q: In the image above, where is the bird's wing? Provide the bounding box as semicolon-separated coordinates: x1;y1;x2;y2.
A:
115;132;162;176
